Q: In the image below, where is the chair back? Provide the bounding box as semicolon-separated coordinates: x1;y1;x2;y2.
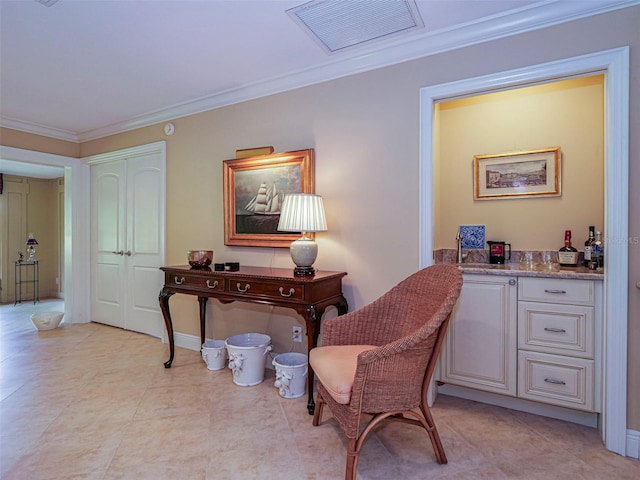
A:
355;264;462;412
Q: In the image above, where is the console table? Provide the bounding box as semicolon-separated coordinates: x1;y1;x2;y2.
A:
159;265;348;414
14;260;39;305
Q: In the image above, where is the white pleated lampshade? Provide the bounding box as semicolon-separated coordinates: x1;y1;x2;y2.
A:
277;194;327;233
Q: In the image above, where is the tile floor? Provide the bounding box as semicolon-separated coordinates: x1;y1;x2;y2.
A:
1;299;638;479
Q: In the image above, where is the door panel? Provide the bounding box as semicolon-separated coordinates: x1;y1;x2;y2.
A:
92;161;126;328
126;154;164;337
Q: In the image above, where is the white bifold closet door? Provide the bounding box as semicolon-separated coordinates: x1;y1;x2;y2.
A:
90;144;165;338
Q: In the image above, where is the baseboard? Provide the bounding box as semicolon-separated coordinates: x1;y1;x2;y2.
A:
174;331;203;352
627;429;640;459
437;384;599;428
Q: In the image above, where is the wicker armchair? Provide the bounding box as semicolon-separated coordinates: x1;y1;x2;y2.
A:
310;264;463;480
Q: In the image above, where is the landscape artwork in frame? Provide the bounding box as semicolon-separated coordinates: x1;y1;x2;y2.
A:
473;147;561;200
223;149;315;247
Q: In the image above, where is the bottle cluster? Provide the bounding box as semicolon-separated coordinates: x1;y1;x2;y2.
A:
559;227;603;271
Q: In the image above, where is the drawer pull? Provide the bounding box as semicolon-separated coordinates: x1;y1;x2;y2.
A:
544;327;567;333
237;283;250;293
544;289;567;294
206;280;218;289
279;287;295;297
174;276;185;285
544;378;566;385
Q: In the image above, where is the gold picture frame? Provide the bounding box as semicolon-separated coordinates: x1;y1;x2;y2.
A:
473;147;561;200
223;149;315;247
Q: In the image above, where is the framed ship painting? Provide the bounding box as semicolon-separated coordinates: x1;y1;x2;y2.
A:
223;149;315;247
473;147;561;200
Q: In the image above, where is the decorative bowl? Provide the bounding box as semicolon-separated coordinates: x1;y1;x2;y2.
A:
188;250;213;268
31;311;64;331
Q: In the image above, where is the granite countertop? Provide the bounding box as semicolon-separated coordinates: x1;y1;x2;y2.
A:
453;262;603;280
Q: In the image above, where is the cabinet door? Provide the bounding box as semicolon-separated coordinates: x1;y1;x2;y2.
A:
440;274;517;396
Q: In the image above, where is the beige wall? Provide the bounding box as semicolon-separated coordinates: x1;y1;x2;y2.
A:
0;127;80;158
435;75;604;250
5;7;639;428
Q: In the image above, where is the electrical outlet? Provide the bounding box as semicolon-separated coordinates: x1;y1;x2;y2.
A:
292;326;303;343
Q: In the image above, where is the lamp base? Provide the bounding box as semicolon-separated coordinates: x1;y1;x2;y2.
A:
293;266;315;276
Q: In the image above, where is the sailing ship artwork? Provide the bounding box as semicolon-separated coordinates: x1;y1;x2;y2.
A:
234;164;301;235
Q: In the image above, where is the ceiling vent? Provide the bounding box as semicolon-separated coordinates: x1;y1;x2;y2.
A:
287;0;425;55
35;0;60;6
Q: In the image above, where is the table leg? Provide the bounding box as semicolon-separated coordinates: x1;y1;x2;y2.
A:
159;289;175;368
198;296;208;349
303;306;320;415
303;296;349;415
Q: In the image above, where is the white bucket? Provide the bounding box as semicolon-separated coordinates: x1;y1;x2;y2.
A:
201;340;227;371
272;352;308;399
225;333;272;386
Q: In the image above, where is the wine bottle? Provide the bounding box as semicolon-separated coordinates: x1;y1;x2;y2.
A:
584;225;595;267
558;229;579;267
593;231;604;271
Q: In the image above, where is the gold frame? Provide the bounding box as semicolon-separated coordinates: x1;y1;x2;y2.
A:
223;149;315;247
473;147;561;200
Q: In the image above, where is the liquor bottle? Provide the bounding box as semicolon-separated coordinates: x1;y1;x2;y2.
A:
558;229;579;266
593;231;604;271
584;226;595;267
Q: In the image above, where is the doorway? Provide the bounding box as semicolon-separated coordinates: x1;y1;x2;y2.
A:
0;146;90;324
419;47;630;455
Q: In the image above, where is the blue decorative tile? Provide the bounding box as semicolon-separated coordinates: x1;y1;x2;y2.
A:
459;225;486;249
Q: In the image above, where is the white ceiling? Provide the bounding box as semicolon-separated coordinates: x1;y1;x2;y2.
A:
0;0;637;151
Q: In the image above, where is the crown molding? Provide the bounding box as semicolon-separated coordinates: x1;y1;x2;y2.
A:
1;115;79;143
3;0;637;143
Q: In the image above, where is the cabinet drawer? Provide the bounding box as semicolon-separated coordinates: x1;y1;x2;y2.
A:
518;302;594;358
227;280;305;300
518;351;594;411
518;277;594;306
166;273;225;292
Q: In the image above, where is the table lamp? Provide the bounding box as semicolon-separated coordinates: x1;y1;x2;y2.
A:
277;194;327;276
25;233;38;261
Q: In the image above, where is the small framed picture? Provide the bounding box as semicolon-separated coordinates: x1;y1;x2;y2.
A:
473;147;561;200
223;149;315;247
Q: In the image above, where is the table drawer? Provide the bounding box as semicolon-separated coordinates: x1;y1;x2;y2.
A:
166;273;225;292
518;351;594;411
518;277;594;306
518;302;594;358
227;280;305;300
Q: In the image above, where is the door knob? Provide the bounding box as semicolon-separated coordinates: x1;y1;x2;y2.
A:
125;250;132;256
111;250;124;255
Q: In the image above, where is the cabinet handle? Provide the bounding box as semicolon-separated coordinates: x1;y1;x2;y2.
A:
279;287;295;297
124;250;132;256
206;280;218;289
544;378;566;385
111;250;124;255
174;276;185;285
544;327;567;333
509;279;516;286
237;283;250;293
544;289;567;294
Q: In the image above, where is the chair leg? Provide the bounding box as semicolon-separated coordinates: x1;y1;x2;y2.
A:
420;402;447;464
312;392;325;426
345;438;358;480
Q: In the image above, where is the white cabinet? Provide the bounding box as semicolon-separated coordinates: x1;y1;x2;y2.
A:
438;273;602;416
517;277;598;412
440;274;518;396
